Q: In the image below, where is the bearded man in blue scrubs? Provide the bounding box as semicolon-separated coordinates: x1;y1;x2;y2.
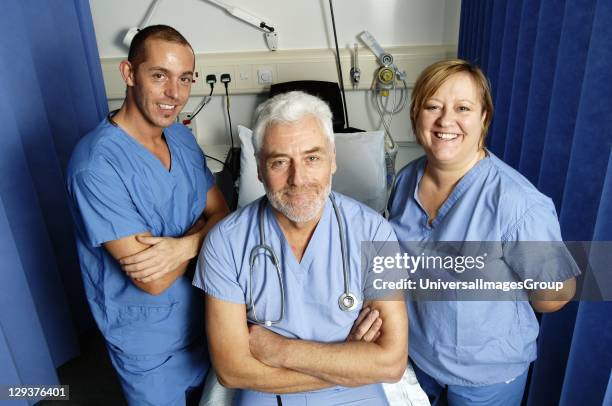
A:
193;91;408;405
66;25;229;405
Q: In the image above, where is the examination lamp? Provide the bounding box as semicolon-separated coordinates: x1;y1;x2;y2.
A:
122;0;278;51
122;0;163;47
123;27;141;48
205;0;278;51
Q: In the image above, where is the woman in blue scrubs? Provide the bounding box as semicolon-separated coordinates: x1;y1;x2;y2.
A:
387;59;578;405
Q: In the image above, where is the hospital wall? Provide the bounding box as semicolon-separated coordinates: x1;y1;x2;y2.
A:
90;0;461;170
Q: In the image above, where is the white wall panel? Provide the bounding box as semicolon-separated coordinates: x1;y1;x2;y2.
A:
90;0;456;57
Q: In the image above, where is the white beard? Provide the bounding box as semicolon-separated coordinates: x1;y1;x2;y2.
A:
265;178;332;223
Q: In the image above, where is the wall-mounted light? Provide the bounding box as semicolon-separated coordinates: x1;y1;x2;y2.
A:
206;0;278;51
122;0;163;47
121;0;277;51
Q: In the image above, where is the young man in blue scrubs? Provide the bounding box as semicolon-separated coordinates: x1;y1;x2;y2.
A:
66;25;229;405
193;91;408;405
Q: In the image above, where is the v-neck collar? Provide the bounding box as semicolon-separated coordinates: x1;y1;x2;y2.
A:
414;153;491;228
268;197;332;271
107;112;175;175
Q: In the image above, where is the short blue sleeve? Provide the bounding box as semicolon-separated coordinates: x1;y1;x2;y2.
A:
193;224;246;304
503;200;580;282
69;168;149;247
363;218;404;301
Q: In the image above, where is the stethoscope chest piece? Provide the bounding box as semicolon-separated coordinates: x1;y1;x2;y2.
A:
338;292;359;312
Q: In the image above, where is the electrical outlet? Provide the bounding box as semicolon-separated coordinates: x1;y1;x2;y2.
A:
178;112;197;136
201;66;236;94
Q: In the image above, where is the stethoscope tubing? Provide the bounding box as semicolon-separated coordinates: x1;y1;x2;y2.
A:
248;194;357;326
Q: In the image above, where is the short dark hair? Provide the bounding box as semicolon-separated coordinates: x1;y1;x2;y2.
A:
127;25;193;69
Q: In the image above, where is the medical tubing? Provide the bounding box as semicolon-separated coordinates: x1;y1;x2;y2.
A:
224;84;235;150
381;84;395;145
249;201;265;323
374;80;407;116
385;80;398;149
328;0;350;129
250;198;285;325
372;77;408;151
331;195;351;297
380;79;408;115
370;70;406;120
373;91;395;149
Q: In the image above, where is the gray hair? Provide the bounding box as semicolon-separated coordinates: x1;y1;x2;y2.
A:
252;91;335;156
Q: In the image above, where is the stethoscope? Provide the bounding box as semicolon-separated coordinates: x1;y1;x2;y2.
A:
248;194;359;326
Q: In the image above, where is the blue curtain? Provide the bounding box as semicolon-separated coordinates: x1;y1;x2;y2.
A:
0;0;107;401
459;0;612;405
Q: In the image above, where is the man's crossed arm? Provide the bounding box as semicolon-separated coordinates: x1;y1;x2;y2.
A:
206;294;407;393
104;186;229;295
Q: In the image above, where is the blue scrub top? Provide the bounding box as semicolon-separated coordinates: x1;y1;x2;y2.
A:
66;118;214;357
194;192;396;396
388;152;580;386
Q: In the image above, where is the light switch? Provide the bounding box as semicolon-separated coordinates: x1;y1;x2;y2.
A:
258;68;273;84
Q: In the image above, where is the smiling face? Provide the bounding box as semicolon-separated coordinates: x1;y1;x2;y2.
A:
415;72;487;169
122;38;194;131
258;115;336;224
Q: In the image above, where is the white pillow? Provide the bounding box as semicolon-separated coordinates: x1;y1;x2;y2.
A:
237;125;265;208
237;125;387;212
332;131;387;212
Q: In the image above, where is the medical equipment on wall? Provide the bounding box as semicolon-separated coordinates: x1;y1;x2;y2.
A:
248;195;358;327
122;0;163;47
359;31;408;190
206;0;278;51
122;0;277;51
350;43;361;89
328;0;351;130
359;31;406;82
